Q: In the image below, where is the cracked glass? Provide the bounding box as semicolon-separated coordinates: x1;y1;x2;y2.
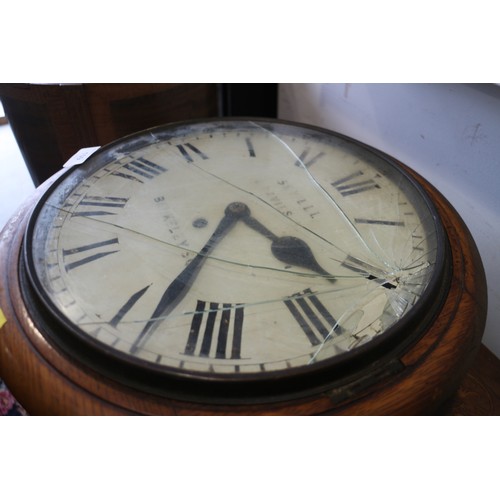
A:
26;119;444;378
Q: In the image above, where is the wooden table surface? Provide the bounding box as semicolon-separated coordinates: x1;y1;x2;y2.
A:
441;344;500;415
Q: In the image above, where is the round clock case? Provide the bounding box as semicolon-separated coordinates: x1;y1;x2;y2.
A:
0;119;487;415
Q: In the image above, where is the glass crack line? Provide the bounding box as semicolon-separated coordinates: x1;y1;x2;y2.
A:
47;203;373;285
78;287;352;328
308;290;389;364
250;121;393;271
100;120;396;284
183;145;348;258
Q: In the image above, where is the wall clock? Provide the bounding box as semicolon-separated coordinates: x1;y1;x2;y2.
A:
0;118;487;415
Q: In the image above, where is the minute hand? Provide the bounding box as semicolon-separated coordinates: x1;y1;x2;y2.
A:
130;202;249;354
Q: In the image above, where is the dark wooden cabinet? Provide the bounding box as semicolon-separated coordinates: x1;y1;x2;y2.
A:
0;83;219;185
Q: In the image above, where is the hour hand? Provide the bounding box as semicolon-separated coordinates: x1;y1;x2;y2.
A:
270;235;334;280
241;212;335;281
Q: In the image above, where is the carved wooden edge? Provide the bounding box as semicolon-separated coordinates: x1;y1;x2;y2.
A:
348;164;489;415
0;165;488;415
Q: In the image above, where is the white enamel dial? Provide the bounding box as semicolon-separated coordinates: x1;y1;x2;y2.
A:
26;120;444;379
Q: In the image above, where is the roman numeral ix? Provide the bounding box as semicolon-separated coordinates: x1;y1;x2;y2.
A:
112;157;167;183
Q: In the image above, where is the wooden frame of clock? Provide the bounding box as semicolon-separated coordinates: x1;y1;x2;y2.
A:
0;119;487;415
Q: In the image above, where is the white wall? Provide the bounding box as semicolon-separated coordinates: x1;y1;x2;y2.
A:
279;83;500;358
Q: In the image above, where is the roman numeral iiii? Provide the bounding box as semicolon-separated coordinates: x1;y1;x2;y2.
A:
184;301;244;359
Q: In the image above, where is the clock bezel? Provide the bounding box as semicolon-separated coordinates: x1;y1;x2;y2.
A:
21;118;451;404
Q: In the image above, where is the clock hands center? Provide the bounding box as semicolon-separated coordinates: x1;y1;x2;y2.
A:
240;211;336;281
130;202;248;354
131;201;334;354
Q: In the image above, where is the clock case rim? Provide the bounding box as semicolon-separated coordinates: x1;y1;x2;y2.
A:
21;117;452;404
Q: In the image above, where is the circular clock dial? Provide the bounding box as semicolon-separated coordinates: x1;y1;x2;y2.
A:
25;119;446;390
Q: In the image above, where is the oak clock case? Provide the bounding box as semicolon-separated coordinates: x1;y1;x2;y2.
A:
0;119;487;415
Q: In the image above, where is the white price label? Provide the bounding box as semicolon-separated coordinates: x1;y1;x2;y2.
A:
63;146;101;168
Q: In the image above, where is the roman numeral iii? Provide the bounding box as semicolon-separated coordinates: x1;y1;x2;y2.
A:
284;289;340;346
